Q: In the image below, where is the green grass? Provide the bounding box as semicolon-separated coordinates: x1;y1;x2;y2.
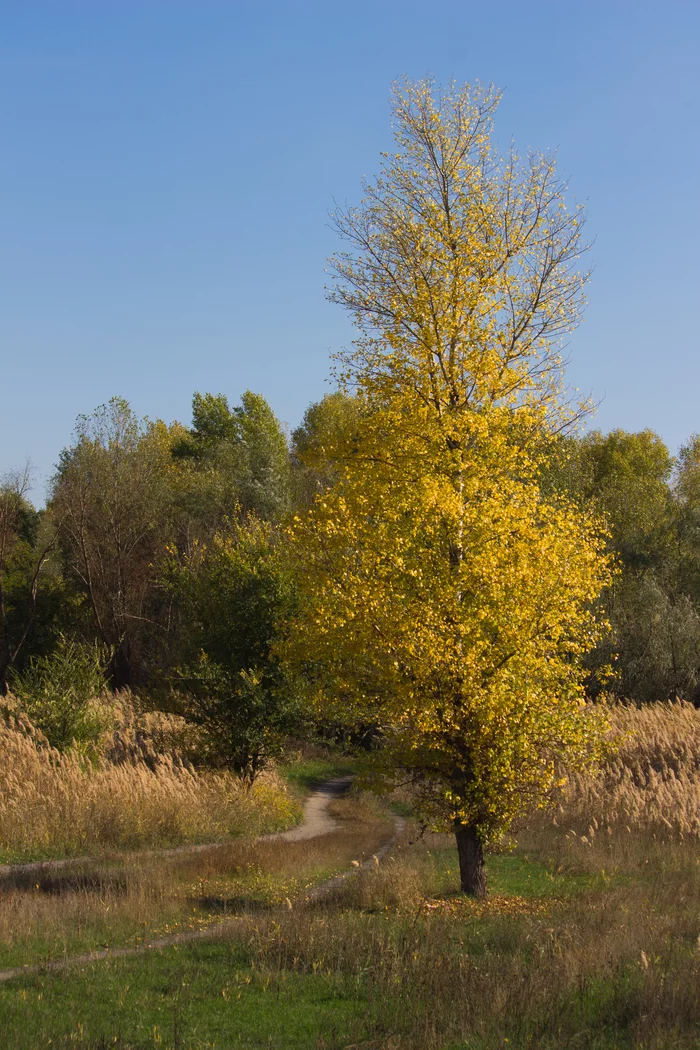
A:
401;840;600;901
0;942;371;1050
278;755;357;792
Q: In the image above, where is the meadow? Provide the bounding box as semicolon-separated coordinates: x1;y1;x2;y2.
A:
0;701;698;1048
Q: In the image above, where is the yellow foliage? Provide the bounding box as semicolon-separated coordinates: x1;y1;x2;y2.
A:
282;79;612;846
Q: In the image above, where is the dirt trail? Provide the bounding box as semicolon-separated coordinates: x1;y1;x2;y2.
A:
0;778;404;984
261;775;352;842
0;775;353;881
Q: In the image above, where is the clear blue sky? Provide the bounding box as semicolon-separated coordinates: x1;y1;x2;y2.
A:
2;1;699;501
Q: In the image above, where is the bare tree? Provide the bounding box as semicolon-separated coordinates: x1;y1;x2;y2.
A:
50;399;172;687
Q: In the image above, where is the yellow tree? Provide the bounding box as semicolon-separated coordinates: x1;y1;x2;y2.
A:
283;79;612;896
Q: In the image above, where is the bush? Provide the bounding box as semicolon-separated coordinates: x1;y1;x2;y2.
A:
8;635;111;750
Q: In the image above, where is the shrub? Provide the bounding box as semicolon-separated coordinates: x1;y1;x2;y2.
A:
8;635;111;750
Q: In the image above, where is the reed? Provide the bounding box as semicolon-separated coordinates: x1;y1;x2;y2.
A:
550;699;700;843
0;706;300;862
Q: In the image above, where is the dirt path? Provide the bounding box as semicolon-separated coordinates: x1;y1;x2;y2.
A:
0;776;353;881
0;778;404;985
260;775;352;842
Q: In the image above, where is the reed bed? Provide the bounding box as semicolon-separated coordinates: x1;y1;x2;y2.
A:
553;699;700;842
0;710;300;862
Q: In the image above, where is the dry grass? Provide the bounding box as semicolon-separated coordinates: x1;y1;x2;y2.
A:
531;699;700;850
2;703;700;1048
0;708;300;863
0;793;393;971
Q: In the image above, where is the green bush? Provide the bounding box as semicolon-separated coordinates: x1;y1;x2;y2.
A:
9;635;112;750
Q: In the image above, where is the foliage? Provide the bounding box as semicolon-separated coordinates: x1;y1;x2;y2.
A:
173;390;291;523
290;391;361;508
8;634;112;750
166;515;301;778
545;429;674;571
0;470;68;686
546;430;700;703
282;78;612;892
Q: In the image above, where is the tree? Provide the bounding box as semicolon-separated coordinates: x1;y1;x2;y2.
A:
282;78;612;896
290;391;361;508
174;390;291;523
165;514;300;778
50;399;176;687
0;468;62;689
545;430;674;571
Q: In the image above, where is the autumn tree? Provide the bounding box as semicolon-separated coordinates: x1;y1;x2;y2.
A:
282;79;612;896
290;391;361;508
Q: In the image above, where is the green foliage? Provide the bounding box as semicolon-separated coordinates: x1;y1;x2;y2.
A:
280;755;357;792
546;429;674;570
8;634;112;750
544;429;700;703
606;573;700;703
174;390;291;523
167;515;301;777
0;474;71;686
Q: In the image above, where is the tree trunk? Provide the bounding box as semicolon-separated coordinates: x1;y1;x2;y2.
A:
454;821;487;898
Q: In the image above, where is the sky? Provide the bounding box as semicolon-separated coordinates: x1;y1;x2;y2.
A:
2;0;699;502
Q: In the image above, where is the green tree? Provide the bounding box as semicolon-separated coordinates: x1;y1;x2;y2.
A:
547;430;674;570
0;469;66;689
174;390;291;523
545;430;700;703
167;515;299;778
9;634;111;751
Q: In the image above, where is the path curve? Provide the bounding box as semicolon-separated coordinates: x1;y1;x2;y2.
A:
0;778;405;985
0;776;353;881
260;776;352;842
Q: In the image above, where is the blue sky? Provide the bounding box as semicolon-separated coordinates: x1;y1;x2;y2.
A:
2;1;699;501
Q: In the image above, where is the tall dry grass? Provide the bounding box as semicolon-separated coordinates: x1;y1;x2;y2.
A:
550;699;700;842
0;706;300;862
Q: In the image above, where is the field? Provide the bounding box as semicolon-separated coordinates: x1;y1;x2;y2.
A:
0;702;698;1049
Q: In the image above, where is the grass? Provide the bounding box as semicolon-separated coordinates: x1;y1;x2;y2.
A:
1;702;700;1048
2;825;698;1049
0;941;369;1050
278;754;358;793
0;795;393;972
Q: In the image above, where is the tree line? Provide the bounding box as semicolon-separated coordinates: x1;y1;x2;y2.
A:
2;394;698;743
